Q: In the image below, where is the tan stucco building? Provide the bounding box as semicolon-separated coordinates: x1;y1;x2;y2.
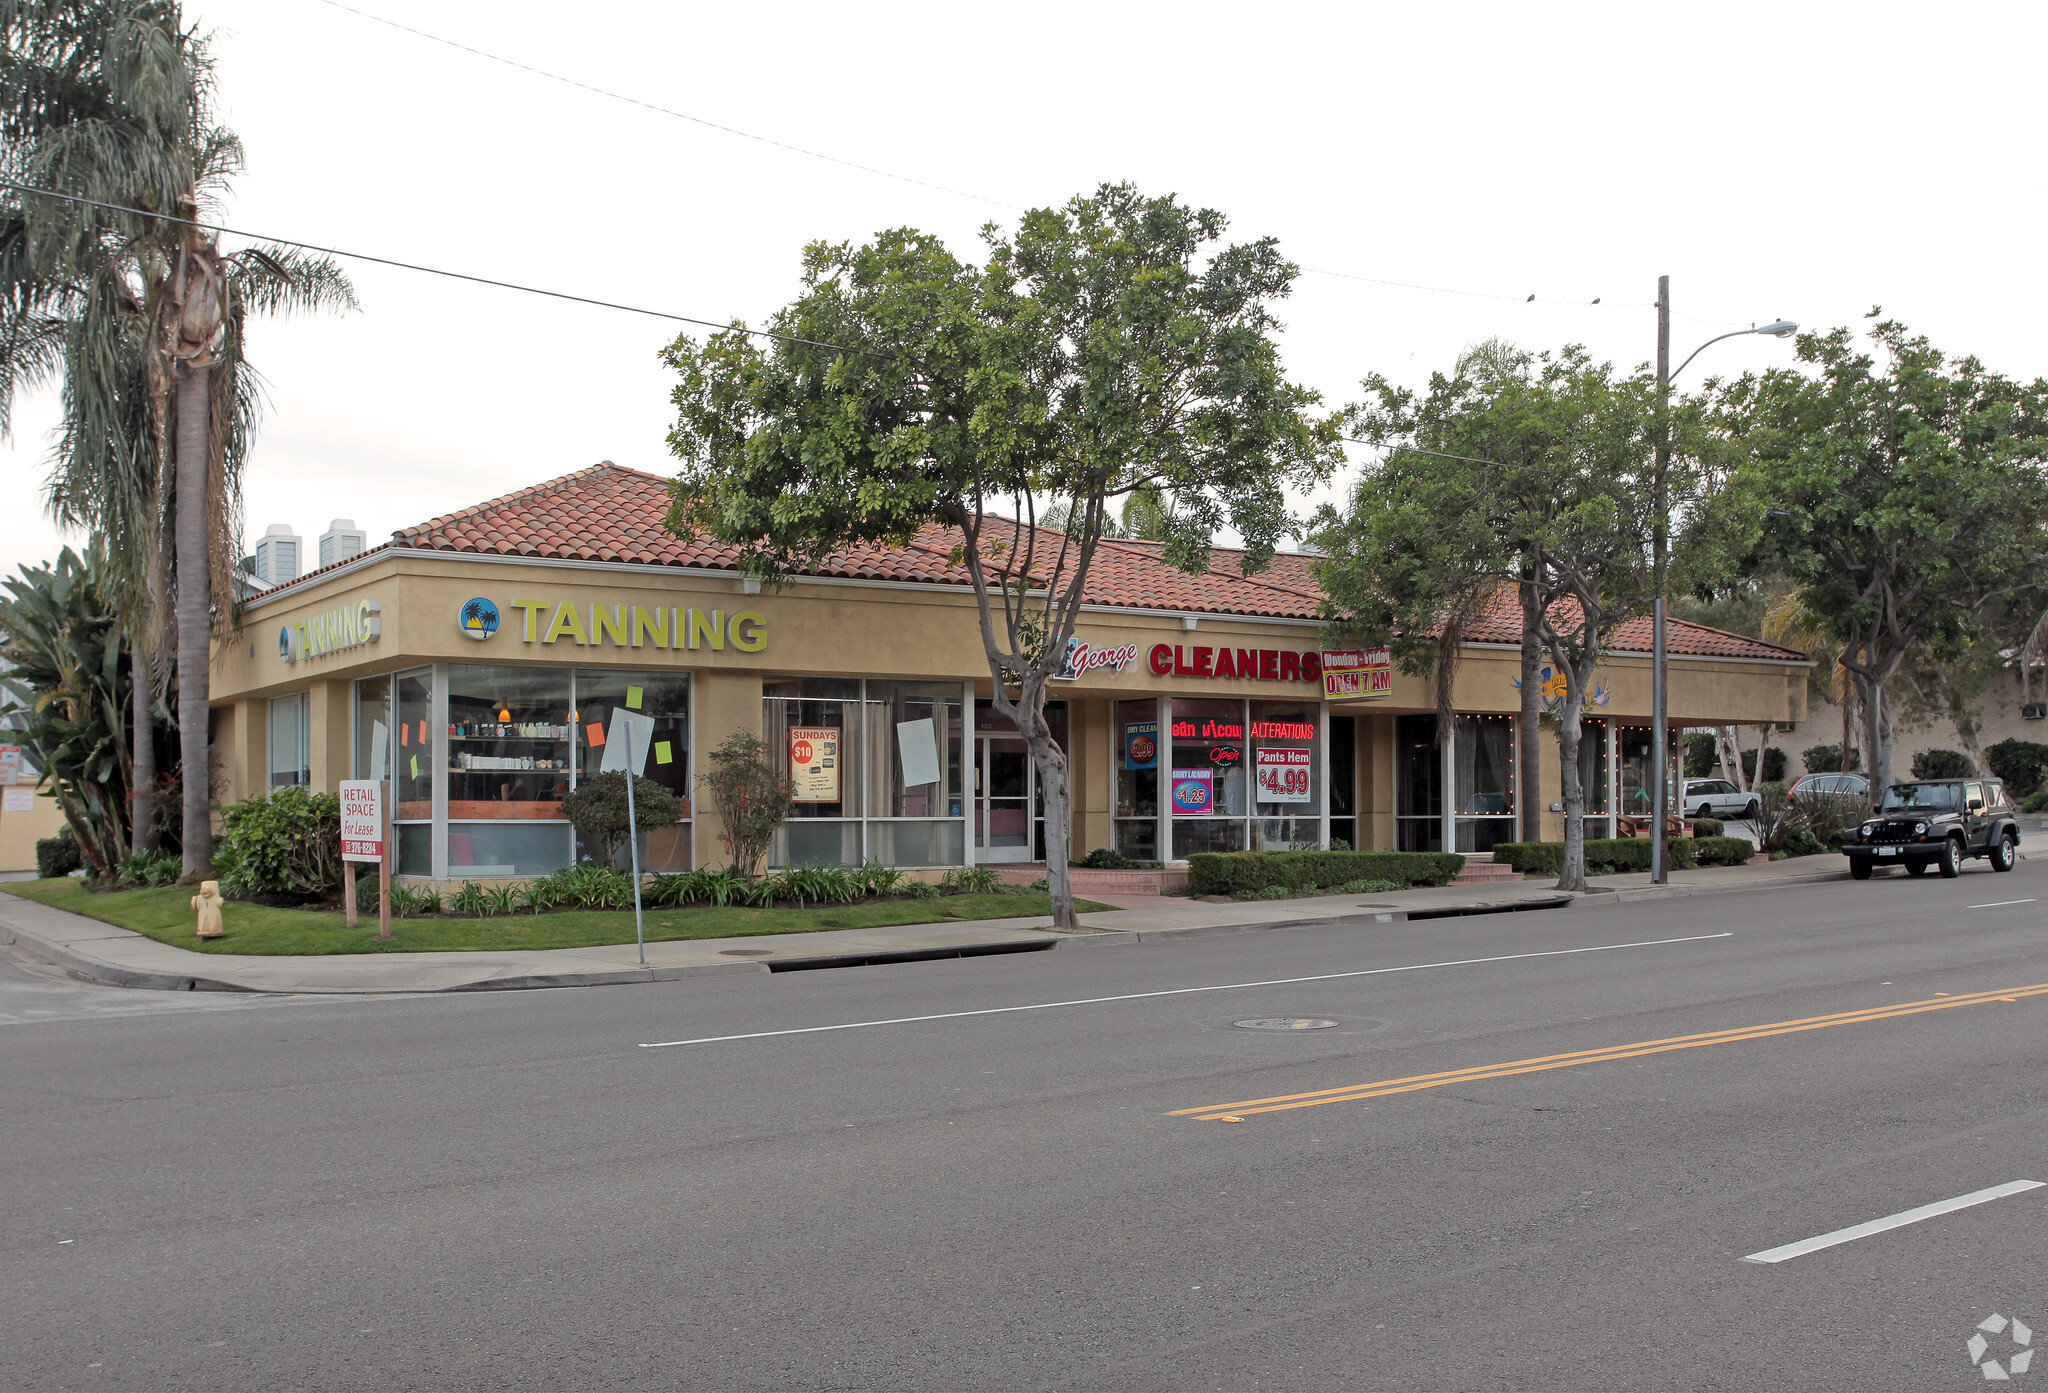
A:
210;464;1809;882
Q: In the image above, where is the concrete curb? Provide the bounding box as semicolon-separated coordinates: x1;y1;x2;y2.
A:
0;921;256;994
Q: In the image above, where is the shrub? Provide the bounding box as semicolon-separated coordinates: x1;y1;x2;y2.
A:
115;851;181;887
1334;878;1402;894
388;885;442;917
702;731;794;880
558;772;683;872
35;826;82;879
1491;839;1700;877
903;881;940;901
517;880;560;914
777;866;859;907
941;865;1002;895
540;863;635;909
851;859;903;898
448;882;488;916
1232;885;1292;901
215;787;342;897
1693;835;1757;866
484;884;520;916
1692;817;1723;838
1911;748;1974;780
2026;791;2048;814
1076;847;1136;870
1186;850;1464;897
1803;744;1861;774
1740;746;1787;784
1985;740;2048;799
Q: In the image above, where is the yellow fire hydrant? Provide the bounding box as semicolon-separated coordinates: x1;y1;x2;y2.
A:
191;880;225;940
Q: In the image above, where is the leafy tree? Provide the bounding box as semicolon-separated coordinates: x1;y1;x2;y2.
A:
698;731;792;881
1802;744;1860;774
1984;739;2048;799
559;771;684;872
1910;748;1974;780
1714;319;2048;794
1683;732;1717;779
662;184;1340;927
0;548;130;876
0;1;356;875
1317;346;1718;890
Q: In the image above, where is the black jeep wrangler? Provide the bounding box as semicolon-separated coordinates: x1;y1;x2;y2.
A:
1839;778;2021;880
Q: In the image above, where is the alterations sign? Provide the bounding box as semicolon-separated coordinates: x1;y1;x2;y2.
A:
789;726;841;804
339;780;385;862
1321;647;1392;700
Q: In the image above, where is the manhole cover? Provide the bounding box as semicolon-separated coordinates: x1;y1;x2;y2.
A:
1234;1018;1339;1031
719;949;774;957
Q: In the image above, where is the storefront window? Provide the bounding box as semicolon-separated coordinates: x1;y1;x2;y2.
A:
764;677;865;868
1453;713;1516;852
268;692;309;788
1578;718;1611;840
393;666;434;876
1251;699;1320;852
354;675;390;782
1328;716;1357;851
1170;697;1248;860
1395;713;1442;853
573;670;691;873
864;681;964;868
1113;698;1159;860
446;664;575;877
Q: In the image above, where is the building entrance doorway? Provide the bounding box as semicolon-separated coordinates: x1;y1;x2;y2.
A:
975;733;1035;862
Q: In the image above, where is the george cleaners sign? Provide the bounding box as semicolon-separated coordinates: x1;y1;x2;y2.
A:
1148;644;1322;683
1054;636;1142;682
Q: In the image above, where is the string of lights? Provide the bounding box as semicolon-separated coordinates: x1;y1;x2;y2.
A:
306;0;1751;328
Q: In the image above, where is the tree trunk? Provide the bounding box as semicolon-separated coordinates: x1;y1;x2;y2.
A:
131;636;158;856
1859;673;1895;795
1518;571;1544;841
1555;699;1586;892
1011;682;1078;931
174;364;213;876
1719;726;1745;791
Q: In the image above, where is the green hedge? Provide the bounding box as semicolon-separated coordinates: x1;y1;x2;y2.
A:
1493;838;1701;877
1187;850;1465;897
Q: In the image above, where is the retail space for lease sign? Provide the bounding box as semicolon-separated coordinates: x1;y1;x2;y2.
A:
1321;647;1392;699
790;726;841;803
338;780;385;861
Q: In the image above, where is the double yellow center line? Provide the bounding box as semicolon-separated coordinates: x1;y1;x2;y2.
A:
1173;981;2048;1122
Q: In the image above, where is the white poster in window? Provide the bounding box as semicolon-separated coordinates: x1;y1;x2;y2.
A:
790;726;841;803
896;718;940;788
369;721;388;780
2;787;34;812
600;708;657;776
1255;748;1313;803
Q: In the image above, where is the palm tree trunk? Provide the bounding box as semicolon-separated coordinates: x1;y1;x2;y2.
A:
1518;570;1543;842
174;364;213;875
131;634;157;855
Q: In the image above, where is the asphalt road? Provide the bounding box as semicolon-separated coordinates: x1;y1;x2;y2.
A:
8;859;2048;1392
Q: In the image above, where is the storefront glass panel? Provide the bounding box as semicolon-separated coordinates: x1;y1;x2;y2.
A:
353;675;390;781
1577;718;1611;840
1619;725;1655;831
445;665;573;876
1395;713;1443;853
1251;699;1320;851
764;677;963;869
572;670;691;872
1454;713;1516;852
1328;716;1357;850
1113;698;1159;861
268;692;308;788
1170;697;1248;860
393;669;434;875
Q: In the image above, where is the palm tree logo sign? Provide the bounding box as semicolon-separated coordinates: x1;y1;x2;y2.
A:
460;598;502;640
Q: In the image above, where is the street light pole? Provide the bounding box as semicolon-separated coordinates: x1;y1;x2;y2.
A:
1651;278;1672;884
1648;290;1798;884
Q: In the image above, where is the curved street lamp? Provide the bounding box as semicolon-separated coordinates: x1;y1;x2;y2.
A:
1650;283;1797;885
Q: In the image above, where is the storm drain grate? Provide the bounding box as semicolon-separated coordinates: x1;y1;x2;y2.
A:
1234;1018;1339;1031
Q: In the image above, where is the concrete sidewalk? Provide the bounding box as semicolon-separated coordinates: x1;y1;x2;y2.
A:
0;856;1848;996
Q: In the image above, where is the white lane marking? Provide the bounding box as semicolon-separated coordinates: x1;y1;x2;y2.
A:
1969;899;2038;909
636;932;1734;1049
1742;1180;2046;1264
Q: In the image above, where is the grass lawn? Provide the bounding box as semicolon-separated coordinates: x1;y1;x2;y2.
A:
0;879;1114;956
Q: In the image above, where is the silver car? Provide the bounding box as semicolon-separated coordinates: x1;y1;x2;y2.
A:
1682;778;1760;821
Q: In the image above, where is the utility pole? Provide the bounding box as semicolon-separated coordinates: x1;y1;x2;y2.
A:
1651;276;1672;885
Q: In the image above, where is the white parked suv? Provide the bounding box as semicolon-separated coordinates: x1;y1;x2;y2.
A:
1682;778;1760;821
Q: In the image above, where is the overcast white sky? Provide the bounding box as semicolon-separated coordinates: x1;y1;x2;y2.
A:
4;0;2042;573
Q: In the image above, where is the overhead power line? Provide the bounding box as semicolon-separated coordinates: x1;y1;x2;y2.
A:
0;179;885;360
309;0;1751;326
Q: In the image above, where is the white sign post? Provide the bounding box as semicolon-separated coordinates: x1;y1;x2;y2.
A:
339;780;386;933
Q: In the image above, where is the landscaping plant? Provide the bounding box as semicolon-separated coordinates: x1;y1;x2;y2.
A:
558;772;683;872
213;787;342;898
699;731;794;881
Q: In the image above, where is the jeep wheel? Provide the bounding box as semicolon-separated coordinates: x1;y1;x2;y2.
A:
1849;858;1873;880
1939;835;1965;878
1905;861;1929;876
1991;830;2018;872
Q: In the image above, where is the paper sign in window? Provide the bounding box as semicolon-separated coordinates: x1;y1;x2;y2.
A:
600;709;657;776
654;741;673;766
626;685;644;710
370;721;387;777
896;718;941;788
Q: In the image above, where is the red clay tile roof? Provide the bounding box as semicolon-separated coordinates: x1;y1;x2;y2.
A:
264;464;1806;663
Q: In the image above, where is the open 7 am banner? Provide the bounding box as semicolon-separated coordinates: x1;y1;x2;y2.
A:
1321;647;1391;699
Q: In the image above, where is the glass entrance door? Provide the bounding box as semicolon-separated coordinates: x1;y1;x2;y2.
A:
976;734;1034;863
